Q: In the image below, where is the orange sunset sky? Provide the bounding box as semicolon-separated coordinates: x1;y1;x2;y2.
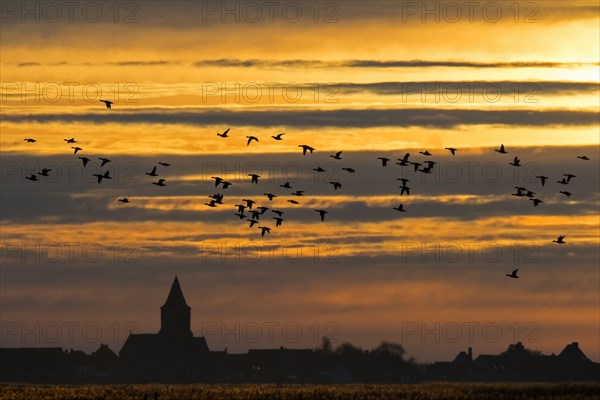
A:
0;1;599;363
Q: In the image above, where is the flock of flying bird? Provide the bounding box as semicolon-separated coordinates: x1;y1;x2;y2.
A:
201;128;348;237
21;101;591;278
375;143;587;279
487;144;585;279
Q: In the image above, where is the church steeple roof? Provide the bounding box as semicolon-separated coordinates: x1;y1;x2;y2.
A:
161;276;190;309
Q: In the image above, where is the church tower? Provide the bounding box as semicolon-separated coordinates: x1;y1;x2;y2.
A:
159;276;193;339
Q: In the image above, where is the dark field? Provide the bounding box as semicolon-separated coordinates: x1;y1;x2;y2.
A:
1;382;599;400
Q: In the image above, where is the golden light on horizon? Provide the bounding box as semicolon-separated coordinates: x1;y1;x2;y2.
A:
1;0;599;376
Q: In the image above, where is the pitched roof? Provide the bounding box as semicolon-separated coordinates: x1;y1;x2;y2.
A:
161;276;190;309
559;342;590;362
453;351;472;365
92;344;118;360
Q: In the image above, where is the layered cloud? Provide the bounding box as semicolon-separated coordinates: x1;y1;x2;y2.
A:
1;0;598;364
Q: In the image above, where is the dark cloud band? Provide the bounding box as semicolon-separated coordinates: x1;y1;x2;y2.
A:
4;108;598;128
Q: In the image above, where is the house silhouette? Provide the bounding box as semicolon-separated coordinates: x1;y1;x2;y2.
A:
428;342;600;381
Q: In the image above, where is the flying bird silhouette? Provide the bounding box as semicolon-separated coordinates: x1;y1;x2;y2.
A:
99;100;114;109
400;186;410;196
248;174;260;184
146;166;159;177
313;166;325;173
264;193;277;201
258;226;271;237
287;199;299;204
257;206;269;214
495;144;508;154
24;138;36;143
64;138;76;143
243;199;255;209
272;133;286;140
158;162;170;167
280;182;292;189
509;156;521;167
553;235;566;244
98;158;111;167
118;198;129;203
248;219;259;228
559;191;572;197
271;210;284;217
212;177;224;187
93;170;111;184
291;190;304;196
25;174;39;182
536;176;548;186
153;179;167;187
445;147;457;156
397;178;410;186
393;204;406;212
342;167;356;174
205;200;217;207
298;144;315;155
419;150;432;156
506;269;519;279
217;128;230;138
210;193;224;204
530;198;543;207
424;160;436;169
330;151;343;160
38;168;52;177
273;217;284;227
563;173;576;182
78;157;91;167
71;147;83;155
329;181;342;190
577;156;590;160
557;178;569;185
378;157;390;167
315;209;328;221
246;136;259;146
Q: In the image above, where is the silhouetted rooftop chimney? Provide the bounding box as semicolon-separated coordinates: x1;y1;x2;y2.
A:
468;347;473;360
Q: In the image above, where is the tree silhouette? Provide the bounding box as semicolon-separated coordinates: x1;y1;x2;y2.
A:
372;341;406;358
318;336;333;354
334;342;363;357
502;342;542;357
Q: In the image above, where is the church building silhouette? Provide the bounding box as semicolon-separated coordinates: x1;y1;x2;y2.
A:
118;276;209;381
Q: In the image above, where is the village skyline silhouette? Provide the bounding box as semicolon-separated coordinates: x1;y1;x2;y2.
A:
1;276;598;383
